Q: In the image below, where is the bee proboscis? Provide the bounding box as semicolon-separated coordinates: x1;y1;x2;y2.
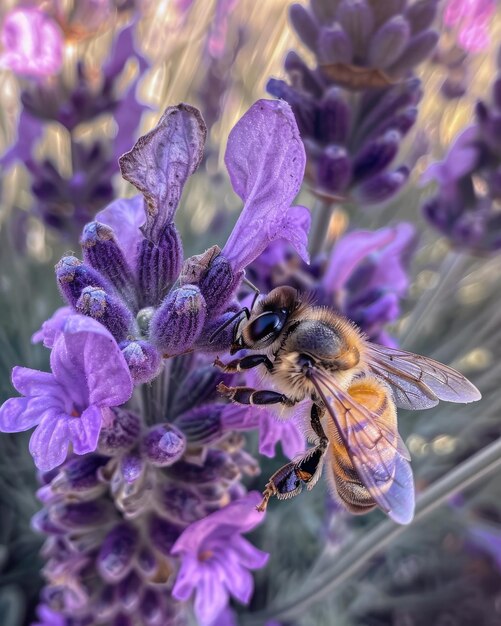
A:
215;286;481;525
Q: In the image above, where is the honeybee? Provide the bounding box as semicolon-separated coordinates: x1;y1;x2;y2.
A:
215;286;481;525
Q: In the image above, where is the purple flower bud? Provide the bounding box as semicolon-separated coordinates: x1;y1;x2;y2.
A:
31;508;64;535
175;405;224;445
136;545;158;577
95;585;118;623
167;449;239;486
120;340;162;384
317;145;352;192
195;309;240;353
81;221;137;308
120;452;144;484
97;523;139;583
57;454;108;494
199;254;243;314
405;0;439;34
98;408;141;455
157;485;204;524
289;4;319;53
369;16;411;68
149;516;182;556
266;79;316;138
52;500;115;529
317;87;351;144
171;364;231;416
141;424;186;467
317;24;353;64
140;589;163;626
137;224;183;308
55;256;114;308
150;286;207;357
388;30;439;76
284;50;323;97
354;166;409;204
371;106;418;139
311;0;339;23
336;0;374;57
117;571;142;612
353;130;401;182
76;287;136;342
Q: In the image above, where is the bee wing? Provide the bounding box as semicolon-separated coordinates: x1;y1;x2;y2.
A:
310;371;415;525
366;343;482;410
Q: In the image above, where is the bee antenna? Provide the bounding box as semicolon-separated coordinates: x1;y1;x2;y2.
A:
209;307;250;344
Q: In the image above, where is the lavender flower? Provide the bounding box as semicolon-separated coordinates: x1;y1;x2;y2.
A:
172;492;268;626
422;59;501;253
0;22;150;238
0;316;133;471
0;7;63;77
267;0;439;204
0;98;308;624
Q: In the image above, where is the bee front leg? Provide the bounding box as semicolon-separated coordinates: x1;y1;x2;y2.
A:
217;383;295;407
214;354;274;373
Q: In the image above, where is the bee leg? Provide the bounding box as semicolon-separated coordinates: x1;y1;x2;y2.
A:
217;383;295;407
214;354;273;373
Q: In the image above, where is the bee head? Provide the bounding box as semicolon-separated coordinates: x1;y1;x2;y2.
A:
230;286;300;354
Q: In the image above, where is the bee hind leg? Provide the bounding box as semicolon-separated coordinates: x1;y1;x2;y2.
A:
217;383;295;407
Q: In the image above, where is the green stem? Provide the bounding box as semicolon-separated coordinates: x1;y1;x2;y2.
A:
309;198;335;257
242;436;501;624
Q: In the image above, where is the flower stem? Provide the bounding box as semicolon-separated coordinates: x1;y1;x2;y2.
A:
309;198;335;258
242;436;501;624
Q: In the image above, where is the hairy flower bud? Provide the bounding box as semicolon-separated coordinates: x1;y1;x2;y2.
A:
55;256;114;307
120;340;162;384
76;286;136;342
98;408;142;455
97;523;139;583
141;424;186;467
150;286;207;356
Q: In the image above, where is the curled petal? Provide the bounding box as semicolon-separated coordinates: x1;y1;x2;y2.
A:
222;100;307;271
68;405;103;455
119;104;207;242
0;397;49;433
31;306;72;348
96;196;146;263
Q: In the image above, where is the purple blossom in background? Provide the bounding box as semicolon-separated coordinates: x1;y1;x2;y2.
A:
0;99;308;624
172;492;268;626
0;21;151;238
267;0;439;204
0;7;63;77
422;57;501;253
249;222;415;346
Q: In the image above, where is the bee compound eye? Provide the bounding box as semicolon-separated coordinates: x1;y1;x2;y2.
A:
248;311;284;343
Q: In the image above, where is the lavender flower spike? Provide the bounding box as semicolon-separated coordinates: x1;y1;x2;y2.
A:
0;315;133;470
221;99;309;273
172;492;269;626
119;103;207;243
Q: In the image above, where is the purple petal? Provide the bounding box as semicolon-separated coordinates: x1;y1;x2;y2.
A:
323;228;396;291
229;535;270;570
221;99;307;272
221;559;253;604
29;413;70;470
96;196;146;263
11;366;63;399
194;572;229;626
171;492;265;555
119;104;207;242
51;315;133;409
172;554;200;601
68;405;102;455
0;397;46;432
31;306;72;348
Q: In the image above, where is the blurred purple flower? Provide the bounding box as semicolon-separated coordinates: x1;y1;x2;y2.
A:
267;0;439;204
422;61;501;253
444;0;494;52
172;492;269;626
0;316;133;470
0;7;63;77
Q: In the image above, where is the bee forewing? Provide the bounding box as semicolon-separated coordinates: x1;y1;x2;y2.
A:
366;344;482;410
310;371;415;525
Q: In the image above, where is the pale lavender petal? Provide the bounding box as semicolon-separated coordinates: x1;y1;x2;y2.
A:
31;306;72;348
323;228;395;292
171;492;264;555
221;560;253;604
68;405;103;455
221;99;307;272
119;104;207;242
194;571;229;626
29;413;70;471
421;126;478;185
102;22;136;79
0;397;47;432
51;315;133;409
172;555;200;601
229;535;270;570
96;196;146;262
11;366;62;399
